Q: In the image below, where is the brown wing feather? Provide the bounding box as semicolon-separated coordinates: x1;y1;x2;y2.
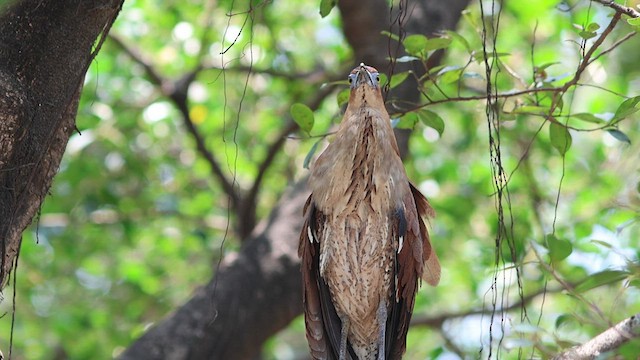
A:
300;195;354;360
386;183;440;359
409;183;440;286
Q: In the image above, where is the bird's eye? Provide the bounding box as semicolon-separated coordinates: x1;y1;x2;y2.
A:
348;77;353;83
376;75;380;82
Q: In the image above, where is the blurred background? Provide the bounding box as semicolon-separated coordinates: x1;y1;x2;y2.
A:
0;0;639;358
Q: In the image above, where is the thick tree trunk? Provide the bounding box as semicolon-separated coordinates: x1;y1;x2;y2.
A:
120;0;470;358
0;0;123;289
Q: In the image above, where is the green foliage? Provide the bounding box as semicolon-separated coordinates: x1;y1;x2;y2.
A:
290;103;315;134
1;0;639;359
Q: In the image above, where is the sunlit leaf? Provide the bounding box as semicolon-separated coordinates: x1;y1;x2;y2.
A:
403;34;429;57
611;96;640;122
444;30;471;53
417;110;445;136
337;88;350;107
319;0;336;17
628;17;640;28
437;66;463;84
575;270;630;293
571;113;604;124
546;234;572;263
424;37;452;51
550;122;572;155
290;103;314;133
381;30;400;42
555;314;574;329
513;105;550;115
586;22;600;32
395;55;420;63
578;30;597;39
395;113;418;129
590;239;613;249
389;71;410;89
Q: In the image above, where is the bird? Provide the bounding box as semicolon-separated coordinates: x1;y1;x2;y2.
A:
299;63;441;360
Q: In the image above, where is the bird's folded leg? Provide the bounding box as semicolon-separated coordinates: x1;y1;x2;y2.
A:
339;317;350;360
376;300;387;360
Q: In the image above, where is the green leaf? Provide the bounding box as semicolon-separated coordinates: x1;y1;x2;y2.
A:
337;88;350;108
417;110;445;136
607;129;631;144
586;22;600;32
444;30;471;53
546;234;572;263
555;314;574;329
395;55;420;63
437;66;463;84
571;113;604;124
575;270;630;293
319;0;336;17
403;34;429;57
590;239;613;249
290;103;314;133
381;30;400;42
628;17;640;28
578;30;597;39
303;139;322;169
395;113;418;129
536;62;560;71
472;51;511;63
612;96;640;122
550;122;572;155
513;105;550;115
424;37;452;51
389;71;409;89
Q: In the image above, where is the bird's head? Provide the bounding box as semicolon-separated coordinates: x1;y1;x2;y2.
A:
347;63;384;106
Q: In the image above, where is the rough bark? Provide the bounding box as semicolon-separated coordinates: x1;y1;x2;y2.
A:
553;313;640;360
119;0;470;358
0;0;124;289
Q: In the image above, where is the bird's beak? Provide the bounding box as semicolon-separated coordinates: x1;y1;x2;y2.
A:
350;63;379;90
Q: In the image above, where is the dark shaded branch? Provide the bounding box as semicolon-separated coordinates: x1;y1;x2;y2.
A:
242;77;344;236
118;181;307;360
553;313;640;360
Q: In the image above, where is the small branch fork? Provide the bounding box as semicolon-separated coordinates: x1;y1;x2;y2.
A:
592;0;640;18
552;313;640;360
108;33;337;239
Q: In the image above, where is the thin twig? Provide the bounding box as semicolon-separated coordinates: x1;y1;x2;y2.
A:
410;285;562;328
109;33;240;206
592;0;640;18
589;31;637;65
244;80;341;214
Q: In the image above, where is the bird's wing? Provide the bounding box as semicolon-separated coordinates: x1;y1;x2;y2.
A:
409;183;440;286
299;196;356;360
386;183;440;359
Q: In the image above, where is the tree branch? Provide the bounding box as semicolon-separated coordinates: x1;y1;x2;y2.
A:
242;76;344;236
109;34;240;207
592;0;640;18
553;313;640;360
410;285;562;329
